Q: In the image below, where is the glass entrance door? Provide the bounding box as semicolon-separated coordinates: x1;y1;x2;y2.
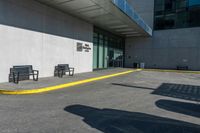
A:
108;49;123;68
108;38;124;68
93;28;124;70
108;49;114;67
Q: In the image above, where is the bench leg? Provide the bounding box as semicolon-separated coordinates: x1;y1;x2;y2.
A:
33;74;35;81
35;73;39;81
33;75;37;81
13;73;19;84
68;71;71;76
33;74;39;81
36;73;39;81
58;70;64;78
61;70;64;78
54;70;60;77
58;70;61;78
16;74;19;84
69;70;74;76
12;73;16;83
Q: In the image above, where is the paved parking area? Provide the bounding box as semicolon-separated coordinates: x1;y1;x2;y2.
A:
0;69;200;133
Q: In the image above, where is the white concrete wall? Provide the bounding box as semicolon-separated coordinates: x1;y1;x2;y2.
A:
0;0;93;83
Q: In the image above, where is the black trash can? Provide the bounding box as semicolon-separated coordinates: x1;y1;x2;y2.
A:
133;63;139;68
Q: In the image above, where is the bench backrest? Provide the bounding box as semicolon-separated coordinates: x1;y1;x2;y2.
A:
13;65;33;73
58;64;69;70
11;67;30;75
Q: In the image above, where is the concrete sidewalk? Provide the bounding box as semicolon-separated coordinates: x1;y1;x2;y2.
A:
0;68;133;91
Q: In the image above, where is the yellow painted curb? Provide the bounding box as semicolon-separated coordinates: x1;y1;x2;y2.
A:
0;69;141;95
142;69;200;74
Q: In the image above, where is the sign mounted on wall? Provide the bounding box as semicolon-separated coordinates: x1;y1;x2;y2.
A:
77;42;91;52
83;44;91;52
77;42;83;52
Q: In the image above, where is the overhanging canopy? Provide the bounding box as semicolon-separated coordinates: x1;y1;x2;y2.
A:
36;0;152;37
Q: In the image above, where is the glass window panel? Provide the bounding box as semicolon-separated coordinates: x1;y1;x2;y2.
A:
189;7;200;26
176;11;188;28
98;38;104;69
155;10;165;16
99;34;103;39
189;0;200;6
93;42;98;69
165;14;176;28
155;16;165;30
93;37;98;44
154;0;200;30
93;32;98;38
155;0;165;11
104;40;108;68
176;0;187;9
165;0;176;13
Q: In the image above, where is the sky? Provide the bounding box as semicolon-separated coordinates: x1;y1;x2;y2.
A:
189;0;200;6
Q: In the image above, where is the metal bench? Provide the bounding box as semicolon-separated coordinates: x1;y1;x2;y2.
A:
54;64;74;78
9;65;39;84
177;66;189;70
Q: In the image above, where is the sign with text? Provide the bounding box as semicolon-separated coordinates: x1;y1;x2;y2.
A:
83;44;91;52
77;42;91;52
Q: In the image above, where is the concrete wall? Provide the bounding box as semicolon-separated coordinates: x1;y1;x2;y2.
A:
125;0;200;70
0;0;93;83
125;28;200;70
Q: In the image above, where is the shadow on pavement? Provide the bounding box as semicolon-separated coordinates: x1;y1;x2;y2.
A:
156;99;200;118
111;83;155;91
112;83;200;102
152;83;200;102
64;105;200;133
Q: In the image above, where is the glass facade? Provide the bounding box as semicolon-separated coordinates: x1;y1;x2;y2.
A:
93;28;124;70
154;0;200;30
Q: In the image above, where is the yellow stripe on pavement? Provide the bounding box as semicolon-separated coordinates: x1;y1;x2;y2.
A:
0;69;141;95
142;69;200;74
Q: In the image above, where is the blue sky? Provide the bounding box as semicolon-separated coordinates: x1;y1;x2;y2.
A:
189;0;200;6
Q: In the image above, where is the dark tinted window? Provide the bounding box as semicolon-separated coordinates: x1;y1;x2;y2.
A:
189;0;200;6
154;0;200;30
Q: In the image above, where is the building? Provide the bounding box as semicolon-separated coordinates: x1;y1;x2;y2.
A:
0;0;199;83
125;0;200;70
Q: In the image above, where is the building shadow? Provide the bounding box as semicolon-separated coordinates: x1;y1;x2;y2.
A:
64;105;200;133
112;83;200;102
155;99;200;118
152;83;200;102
